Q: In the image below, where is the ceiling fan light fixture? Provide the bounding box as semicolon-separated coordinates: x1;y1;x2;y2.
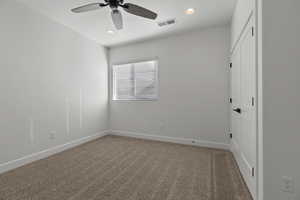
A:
71;0;158;30
111;9;123;30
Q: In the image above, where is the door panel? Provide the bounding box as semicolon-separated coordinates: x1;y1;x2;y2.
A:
230;44;241;154
230;16;256;198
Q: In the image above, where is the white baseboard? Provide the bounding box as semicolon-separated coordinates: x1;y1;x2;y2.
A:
108;130;229;150
0;131;109;174
0;130;229;175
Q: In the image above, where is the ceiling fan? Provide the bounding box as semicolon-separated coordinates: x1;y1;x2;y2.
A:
71;0;158;30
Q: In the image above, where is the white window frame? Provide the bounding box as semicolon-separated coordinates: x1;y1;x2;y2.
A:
112;59;159;101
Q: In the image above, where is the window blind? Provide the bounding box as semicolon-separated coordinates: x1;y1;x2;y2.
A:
113;60;158;100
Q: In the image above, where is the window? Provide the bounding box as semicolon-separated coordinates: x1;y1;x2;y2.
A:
113;60;158;101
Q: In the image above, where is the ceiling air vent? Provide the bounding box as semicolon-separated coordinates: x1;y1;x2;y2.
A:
158;19;176;27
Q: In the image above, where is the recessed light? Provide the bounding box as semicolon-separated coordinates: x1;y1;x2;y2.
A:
107;30;115;34
185;8;195;15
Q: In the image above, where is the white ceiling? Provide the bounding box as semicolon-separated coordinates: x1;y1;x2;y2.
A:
19;0;237;47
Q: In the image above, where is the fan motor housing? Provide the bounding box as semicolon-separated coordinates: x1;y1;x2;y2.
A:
106;0;124;8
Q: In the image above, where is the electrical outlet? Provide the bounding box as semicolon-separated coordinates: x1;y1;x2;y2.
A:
49;131;56;140
159;121;165;131
281;176;295;193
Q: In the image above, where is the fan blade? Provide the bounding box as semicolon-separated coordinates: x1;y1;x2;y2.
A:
122;3;157;20
71;3;106;13
111;9;123;30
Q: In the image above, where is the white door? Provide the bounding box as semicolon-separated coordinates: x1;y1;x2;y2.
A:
230;16;257;198
230;43;242;157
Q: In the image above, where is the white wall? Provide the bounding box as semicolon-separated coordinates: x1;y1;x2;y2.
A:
109;26;230;146
260;0;300;199
0;0;108;166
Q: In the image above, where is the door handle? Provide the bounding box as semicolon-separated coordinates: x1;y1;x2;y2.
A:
233;108;242;114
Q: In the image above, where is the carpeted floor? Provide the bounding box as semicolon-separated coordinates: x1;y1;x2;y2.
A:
0;135;252;200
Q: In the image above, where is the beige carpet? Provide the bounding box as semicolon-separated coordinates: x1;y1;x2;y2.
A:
0;135;252;200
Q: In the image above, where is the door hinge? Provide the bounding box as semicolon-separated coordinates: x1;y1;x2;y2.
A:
251;167;255;177
252;97;255;106
230;98;232;104
230;63;232;68
252;27;255;36
229;133;233;139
